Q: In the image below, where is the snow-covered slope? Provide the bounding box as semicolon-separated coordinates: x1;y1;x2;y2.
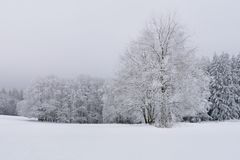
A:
0;115;239;160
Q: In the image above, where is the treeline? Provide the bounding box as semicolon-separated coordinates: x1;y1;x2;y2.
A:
17;76;104;123
2;16;240;128
0;89;23;115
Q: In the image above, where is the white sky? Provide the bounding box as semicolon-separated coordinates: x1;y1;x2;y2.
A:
0;0;240;88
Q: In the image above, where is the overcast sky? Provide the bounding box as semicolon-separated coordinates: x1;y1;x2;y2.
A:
0;0;240;89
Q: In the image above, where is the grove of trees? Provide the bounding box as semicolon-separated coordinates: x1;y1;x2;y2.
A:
17;76;104;123
1;16;240;128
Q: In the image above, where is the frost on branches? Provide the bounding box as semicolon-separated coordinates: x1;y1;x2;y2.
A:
17;76;104;123
103;16;210;127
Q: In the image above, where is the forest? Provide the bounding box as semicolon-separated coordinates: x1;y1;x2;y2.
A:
1;16;240;128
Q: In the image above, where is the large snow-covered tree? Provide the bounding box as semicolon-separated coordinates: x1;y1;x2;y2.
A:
104;16;210;127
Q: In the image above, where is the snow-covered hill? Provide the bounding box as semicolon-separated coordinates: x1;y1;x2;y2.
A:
0;115;239;160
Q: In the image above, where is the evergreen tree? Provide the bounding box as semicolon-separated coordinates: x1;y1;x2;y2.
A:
208;53;240;120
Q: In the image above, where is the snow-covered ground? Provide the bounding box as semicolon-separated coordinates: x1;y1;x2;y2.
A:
0;115;239;160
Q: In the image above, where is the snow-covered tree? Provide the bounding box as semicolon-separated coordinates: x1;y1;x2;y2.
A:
104;16;210;127
0;88;22;116
17;75;104;123
171;54;210;121
70;76;104;123
208;53;240;120
102;80;141;124
231;53;240;114
0;93;16;115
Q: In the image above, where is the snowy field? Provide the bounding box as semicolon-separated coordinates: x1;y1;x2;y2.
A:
0;115;239;160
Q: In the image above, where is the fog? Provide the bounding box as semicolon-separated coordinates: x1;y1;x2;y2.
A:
0;0;240;88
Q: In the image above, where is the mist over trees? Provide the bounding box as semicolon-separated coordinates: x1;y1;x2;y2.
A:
0;89;23;115
1;15;240;128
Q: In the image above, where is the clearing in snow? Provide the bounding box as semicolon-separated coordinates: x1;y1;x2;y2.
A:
0;115;239;160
